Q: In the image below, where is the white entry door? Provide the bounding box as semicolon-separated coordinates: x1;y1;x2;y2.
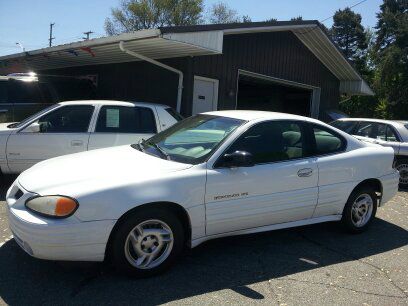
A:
192;76;218;115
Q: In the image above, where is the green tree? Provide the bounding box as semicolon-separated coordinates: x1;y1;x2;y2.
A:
372;0;408;119
290;16;303;21
264;18;277;22
208;2;248;24
331;8;368;72
105;0;204;35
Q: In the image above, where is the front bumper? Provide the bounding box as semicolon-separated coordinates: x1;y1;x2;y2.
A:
379;169;400;206
6;182;115;262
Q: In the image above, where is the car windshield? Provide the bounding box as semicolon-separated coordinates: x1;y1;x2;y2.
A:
330;120;358;134
7;104;59;129
133;114;244;164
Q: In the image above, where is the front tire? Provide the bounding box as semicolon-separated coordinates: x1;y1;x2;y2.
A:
395;158;408;189
110;208;185;277
341;186;377;233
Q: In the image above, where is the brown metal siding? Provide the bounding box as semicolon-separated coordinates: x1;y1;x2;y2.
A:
191;31;339;115
42;31;340;118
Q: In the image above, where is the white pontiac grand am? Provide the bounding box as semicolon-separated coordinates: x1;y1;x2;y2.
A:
6;111;399;277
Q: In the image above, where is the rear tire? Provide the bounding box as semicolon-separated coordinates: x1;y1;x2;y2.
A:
110;207;185;278
395;158;408;189
342;186;377;234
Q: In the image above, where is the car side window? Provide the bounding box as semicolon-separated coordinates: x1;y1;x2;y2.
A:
374;123;387;141
355;122;375;138
386;126;399;142
37;105;94;133
95;106;156;133
312;125;345;155
225;121;306;164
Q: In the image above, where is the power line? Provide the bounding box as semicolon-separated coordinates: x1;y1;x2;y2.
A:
294;0;370;36
320;0;369;23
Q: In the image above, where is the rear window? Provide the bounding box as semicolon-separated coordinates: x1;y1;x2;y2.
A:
165;107;183;121
330;120;358;134
313;125;346;155
95;106;157;133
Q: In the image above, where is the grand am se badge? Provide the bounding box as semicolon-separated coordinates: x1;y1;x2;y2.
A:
214;192;249;201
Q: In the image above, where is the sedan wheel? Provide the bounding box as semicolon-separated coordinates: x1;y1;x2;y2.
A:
124;219;174;270
342;186;377;233
351;194;373;228
395;161;408;188
110;208;184;277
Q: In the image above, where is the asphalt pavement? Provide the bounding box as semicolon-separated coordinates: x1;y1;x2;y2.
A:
0;174;407;305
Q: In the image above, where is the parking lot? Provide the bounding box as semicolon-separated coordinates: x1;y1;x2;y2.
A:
0;175;407;305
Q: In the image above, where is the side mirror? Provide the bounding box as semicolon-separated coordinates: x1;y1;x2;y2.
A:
220;151;254;168
24;122;41;133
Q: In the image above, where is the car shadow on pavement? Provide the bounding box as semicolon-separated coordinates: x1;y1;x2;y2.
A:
0;215;407;305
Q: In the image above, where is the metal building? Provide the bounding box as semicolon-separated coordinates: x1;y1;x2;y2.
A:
0;20;373;120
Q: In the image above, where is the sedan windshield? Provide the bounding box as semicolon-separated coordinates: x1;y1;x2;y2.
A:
134;114;244;164
7;104;58;129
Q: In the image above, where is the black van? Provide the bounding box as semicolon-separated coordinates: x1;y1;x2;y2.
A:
0;73;96;123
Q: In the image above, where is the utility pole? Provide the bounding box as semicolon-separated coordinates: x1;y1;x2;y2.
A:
49;22;55;47
83;31;94;40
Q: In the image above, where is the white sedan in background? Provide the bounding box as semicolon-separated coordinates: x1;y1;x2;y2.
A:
0;100;182;174
6;111;399;277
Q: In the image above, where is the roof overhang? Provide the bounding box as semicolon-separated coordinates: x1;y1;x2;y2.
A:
0;28;223;73
0;20;373;96
212;23;374;96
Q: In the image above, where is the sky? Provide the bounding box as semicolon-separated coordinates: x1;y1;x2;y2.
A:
0;0;383;56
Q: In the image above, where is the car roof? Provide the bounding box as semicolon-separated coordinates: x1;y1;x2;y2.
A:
336;117;408;127
204;110;321;123
58;100;171;108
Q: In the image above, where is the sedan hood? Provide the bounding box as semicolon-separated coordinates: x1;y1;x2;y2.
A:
18;145;192;194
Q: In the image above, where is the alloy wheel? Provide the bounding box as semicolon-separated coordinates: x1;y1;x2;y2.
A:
351;193;374;227
124;219;174;270
396;163;408;186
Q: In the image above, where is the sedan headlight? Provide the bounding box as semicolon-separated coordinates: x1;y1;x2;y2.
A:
25;196;79;218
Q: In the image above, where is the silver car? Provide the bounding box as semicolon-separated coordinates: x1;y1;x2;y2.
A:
330;118;408;188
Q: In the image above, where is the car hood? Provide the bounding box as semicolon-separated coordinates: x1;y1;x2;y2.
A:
18;145;192;194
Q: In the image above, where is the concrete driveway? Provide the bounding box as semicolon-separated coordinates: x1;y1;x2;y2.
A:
0;174;407;305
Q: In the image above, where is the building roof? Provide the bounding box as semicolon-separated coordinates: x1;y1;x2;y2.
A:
0;20;373;96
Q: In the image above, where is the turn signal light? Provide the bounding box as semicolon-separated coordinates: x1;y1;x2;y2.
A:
25;196;79;218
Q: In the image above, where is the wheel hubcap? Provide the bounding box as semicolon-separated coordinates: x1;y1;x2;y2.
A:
396;163;408;185
124;219;174;269
351;193;374;227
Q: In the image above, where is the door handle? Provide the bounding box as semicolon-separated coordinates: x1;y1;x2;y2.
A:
297;168;313;177
71;140;83;147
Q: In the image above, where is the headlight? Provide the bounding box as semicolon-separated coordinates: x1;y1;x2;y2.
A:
25;196;79;218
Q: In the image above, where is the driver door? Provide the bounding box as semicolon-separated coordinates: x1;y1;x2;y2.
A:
205;120;318;236
6;105;94;173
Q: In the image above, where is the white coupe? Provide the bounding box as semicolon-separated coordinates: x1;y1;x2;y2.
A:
6;111;399;277
0;100;181;174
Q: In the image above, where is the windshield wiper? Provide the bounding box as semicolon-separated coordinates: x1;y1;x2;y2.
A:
135;139;171;160
150;143;170;160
